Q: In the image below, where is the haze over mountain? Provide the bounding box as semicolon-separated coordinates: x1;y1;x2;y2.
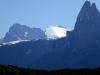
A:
0;1;100;70
2;23;46;43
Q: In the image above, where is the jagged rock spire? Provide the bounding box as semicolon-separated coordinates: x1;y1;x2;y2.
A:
76;1;91;22
90;3;99;13
74;1;99;31
82;0;91;10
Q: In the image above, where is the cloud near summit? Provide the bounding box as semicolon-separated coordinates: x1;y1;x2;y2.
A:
45;25;67;39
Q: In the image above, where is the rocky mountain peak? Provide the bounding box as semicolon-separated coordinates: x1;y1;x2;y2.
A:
74;1;100;31
3;23;46;43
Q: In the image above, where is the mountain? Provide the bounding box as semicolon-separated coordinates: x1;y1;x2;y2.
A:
0;1;100;70
2;23;46;43
71;1;100;52
28;1;100;69
0;39;2;43
45;25;67;39
64;1;100;68
2;24;67;43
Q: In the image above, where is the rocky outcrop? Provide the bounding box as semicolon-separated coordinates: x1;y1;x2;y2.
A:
3;23;46;42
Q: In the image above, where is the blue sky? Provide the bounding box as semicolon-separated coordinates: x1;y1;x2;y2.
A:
0;0;100;37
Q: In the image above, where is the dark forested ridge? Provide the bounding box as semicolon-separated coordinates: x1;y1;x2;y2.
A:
0;65;100;75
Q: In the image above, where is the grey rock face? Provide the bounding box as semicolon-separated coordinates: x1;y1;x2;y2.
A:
3;23;46;42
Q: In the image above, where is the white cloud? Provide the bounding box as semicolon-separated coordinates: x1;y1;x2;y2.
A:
45;25;67;39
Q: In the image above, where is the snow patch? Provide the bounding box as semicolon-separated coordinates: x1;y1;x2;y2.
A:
24;32;28;37
1;40;29;46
